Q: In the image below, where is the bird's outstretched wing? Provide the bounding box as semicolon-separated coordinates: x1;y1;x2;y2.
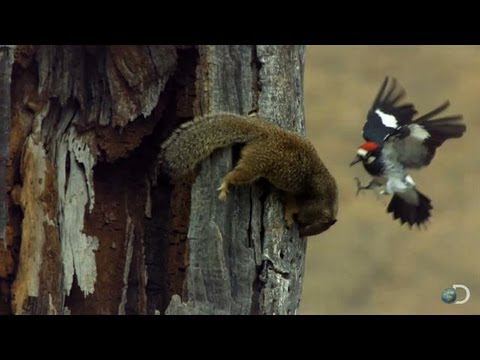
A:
362;76;417;144
385;101;465;168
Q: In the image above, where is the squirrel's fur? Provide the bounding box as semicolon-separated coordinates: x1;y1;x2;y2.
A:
160;113;338;236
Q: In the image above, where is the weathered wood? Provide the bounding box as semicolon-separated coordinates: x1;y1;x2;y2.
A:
0;45;14;242
0;46;14;314
256;45;307;314
1;45;309;315
2;45;180;314
165;45;307;315
11;134;62;314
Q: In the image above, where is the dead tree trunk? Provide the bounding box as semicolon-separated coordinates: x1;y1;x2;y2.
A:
0;45;14;314
0;45;307;315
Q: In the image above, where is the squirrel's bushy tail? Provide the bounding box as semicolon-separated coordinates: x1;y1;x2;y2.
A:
160;113;266;178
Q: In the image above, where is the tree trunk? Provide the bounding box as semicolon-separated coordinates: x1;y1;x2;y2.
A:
0;45;307;315
0;45;14;314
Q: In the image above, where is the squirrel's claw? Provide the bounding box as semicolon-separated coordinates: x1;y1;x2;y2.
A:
284;196;299;229
217;182;229;201
284;213;295;228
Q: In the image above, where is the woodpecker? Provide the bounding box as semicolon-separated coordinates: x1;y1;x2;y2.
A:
350;77;466;227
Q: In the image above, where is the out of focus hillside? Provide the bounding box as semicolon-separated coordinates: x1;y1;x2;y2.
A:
301;45;480;314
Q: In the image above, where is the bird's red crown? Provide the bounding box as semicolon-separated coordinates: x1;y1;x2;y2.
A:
360;141;379;152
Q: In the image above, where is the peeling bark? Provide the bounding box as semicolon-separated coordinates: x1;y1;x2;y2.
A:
0;45;14;242
11;136;61;314
1;45;308;315
58;126;99;296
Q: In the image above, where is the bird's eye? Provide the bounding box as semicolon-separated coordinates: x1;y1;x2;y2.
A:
366;156;376;164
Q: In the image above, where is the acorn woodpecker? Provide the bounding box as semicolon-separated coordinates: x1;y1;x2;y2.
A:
350;77;466;227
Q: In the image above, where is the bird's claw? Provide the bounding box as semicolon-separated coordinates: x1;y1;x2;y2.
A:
354;177;368;196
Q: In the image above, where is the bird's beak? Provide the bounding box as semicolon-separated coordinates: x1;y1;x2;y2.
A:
350;155;362;167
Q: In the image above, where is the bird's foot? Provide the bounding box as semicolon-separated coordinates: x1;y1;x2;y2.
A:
354;177;372;196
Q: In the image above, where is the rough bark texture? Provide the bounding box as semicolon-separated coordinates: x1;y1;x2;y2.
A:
0;45;15;314
0;46;13;239
0;45;307;315
165;46;307;315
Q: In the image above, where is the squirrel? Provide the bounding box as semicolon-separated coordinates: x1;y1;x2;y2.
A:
160;113;338;236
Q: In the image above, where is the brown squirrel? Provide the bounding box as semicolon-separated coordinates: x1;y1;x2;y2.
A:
160;113;338;236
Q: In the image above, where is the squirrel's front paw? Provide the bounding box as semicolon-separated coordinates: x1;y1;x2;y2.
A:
284;206;297;228
283;196;298;229
284;213;295;228
217;182;229;201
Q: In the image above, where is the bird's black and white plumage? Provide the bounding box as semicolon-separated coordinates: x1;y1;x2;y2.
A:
351;76;466;227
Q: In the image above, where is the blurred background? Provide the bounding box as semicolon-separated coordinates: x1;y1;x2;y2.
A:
301;45;480;314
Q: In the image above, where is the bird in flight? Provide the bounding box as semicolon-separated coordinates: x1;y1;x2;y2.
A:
350;77;466;227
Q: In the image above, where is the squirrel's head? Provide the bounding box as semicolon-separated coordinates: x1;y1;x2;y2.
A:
297;174;338;236
300;218;337;237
